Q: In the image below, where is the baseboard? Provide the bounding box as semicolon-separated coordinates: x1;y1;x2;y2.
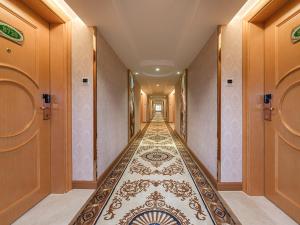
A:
72;129;145;190
217;182;243;191
189;149;218;189
172;130;218;189
97;124;149;187
172;130;244;191
72;180;97;189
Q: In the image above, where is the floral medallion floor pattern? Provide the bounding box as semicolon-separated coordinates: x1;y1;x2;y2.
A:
70;114;240;225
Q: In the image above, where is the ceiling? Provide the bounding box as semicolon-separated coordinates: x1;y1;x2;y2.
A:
65;0;246;94
136;74;180;95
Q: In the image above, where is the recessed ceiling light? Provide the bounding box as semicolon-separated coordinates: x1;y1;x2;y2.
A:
156;84;160;87
155;68;160;72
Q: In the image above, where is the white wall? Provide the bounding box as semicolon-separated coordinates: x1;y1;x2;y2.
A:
97;33;128;176
72;18;94;181
187;30;218;179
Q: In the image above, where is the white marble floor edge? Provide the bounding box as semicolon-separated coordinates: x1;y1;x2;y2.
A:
13;189;297;225
13;189;94;225
220;191;298;225
13;114;297;225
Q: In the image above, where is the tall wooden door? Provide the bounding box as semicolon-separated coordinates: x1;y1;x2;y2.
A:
264;1;300;223
0;1;50;224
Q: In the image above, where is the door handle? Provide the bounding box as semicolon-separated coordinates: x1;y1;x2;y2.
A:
264;93;274;121
41;93;51;120
40;106;51;120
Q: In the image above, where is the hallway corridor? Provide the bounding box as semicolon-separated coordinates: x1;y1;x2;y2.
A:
1;0;300;224
71;113;238;225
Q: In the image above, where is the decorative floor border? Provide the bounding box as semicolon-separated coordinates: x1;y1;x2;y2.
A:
165;122;241;225
70;121;240;225
69;124;149;225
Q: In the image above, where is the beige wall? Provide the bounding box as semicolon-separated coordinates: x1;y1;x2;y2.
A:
220;19;242;182
168;90;175;123
97;33;128;176
220;0;258;182
71;18;94;181
187;30;218;179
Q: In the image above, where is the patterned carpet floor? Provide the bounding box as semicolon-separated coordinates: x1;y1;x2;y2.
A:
71;113;240;225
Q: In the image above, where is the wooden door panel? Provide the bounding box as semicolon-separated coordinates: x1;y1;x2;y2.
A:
0;65;39;149
0;3;38;83
265;1;300;223
276;9;300;80
0;79;35;138
277;74;300;139
276;136;300;204
0;1;50;224
0;135;39;210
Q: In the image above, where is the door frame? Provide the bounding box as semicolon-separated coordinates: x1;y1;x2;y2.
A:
242;0;290;195
19;0;73;193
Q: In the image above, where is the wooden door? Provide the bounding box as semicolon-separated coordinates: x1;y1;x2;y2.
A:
264;1;300;223
0;1;50;224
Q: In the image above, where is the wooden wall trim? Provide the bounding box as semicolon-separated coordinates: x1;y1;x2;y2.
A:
217;182;243;191
24;0;73;194
242;0;289;196
22;0;69;23
92;27;98;180
65;21;73;192
243;20;265;195
189;148;218;189
72;181;97;189
97;124;149;187
184;69;188;143
246;0;288;23
49;22;72;193
173;129;243;191
19;0;73;196
71;123;142;191
173;130;218;189
217;25;222;183
128;70;130;142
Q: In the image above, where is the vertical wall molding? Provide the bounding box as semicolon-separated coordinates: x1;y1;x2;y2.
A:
92;27;98;180
217;26;222;182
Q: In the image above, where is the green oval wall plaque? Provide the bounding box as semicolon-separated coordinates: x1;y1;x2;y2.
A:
291;25;300;44
0;21;24;45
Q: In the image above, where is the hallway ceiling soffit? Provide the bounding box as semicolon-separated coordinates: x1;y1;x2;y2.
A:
136;74;179;95
65;0;246;77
